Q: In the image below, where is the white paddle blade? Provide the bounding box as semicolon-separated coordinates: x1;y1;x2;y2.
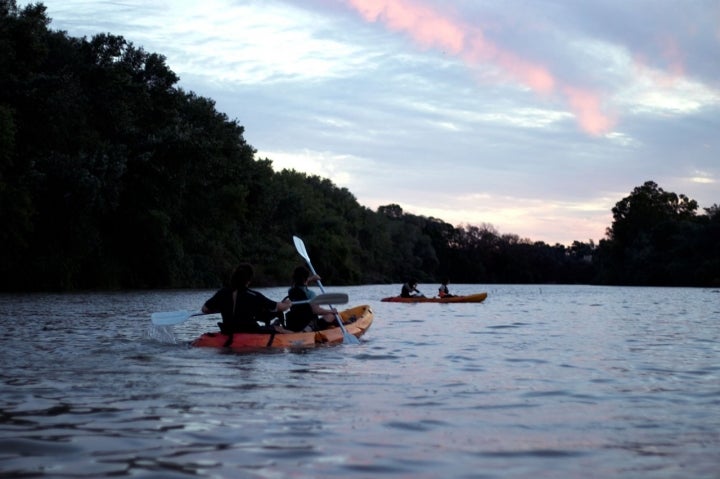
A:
292;293;348;306
293;235;320;276
151;310;193;326
310;292;348;305
293;235;311;264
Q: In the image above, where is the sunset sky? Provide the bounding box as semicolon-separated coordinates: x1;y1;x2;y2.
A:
23;0;720;245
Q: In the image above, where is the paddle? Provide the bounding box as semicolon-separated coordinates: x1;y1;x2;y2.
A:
293;235;360;345
150;292;349;326
151;310;207;326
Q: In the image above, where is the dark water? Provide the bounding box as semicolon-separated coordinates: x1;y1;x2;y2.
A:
1;285;718;478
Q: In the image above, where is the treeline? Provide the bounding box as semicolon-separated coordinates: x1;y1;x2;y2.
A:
1;2;718;291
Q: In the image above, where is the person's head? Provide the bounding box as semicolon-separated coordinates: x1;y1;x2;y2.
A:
407;278;417;287
292;265;311;286
231;263;254;289
442;277;450;285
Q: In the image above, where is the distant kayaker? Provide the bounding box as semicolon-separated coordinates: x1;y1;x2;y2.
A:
401;279;424;298
283;265;336;332
202;263;291;334
438;277;456;298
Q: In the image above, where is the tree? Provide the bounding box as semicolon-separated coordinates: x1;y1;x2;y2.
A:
596;180;708;285
607;180;697;245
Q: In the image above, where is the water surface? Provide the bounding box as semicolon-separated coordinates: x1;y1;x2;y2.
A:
1;285;718;478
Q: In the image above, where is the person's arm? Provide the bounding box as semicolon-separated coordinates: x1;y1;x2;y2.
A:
255;291;291;314
311;304;333;315
276;298;292;313
202;290;223;314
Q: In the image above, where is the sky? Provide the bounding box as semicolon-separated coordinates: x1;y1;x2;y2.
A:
22;0;720;245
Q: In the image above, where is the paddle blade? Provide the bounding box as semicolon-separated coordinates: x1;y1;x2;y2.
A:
293;235;310;264
151;310;193;326
343;330;361;344
309;292;348;305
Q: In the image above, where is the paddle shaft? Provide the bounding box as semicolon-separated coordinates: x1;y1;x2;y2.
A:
293;236;359;344
151;293;347;326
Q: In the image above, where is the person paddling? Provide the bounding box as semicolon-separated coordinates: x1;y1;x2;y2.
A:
283;266;336;332
438;277;456;298
400;279;424;298
202;263;291;335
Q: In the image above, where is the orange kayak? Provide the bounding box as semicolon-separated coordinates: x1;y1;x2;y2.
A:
381;292;488;303
191;304;373;350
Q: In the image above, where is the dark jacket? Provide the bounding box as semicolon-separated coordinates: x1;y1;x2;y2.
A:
284;285;317;332
204;286;278;333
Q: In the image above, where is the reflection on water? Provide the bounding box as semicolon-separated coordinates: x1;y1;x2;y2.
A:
0;285;719;478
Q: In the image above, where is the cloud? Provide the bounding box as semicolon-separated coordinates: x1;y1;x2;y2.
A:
348;0;465;53
343;0;613;135
563;86;615;135
44;0;369;85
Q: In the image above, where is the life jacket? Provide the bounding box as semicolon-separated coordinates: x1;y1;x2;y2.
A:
284;286;317;331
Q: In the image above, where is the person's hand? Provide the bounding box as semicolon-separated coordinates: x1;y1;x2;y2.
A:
309;274;322;282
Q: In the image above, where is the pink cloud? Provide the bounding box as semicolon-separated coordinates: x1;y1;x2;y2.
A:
496;51;556;94
563;86;615;136
348;0;465;53
344;0;612;135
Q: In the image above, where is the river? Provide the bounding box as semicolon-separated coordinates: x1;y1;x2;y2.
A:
1;284;718;478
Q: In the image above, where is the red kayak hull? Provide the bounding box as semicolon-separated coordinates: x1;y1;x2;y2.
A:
380;292;488;303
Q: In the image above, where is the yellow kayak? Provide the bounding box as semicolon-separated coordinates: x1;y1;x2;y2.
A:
191;304;373;350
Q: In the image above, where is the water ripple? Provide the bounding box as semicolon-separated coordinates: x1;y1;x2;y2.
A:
1;286;719;478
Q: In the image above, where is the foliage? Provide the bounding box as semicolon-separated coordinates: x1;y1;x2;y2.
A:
595;181;718;286
1;2;717;290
